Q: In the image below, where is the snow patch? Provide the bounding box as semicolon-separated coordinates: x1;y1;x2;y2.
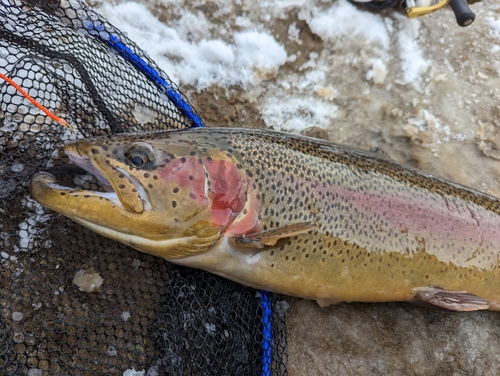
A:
366;58;388;84
98;2;287;90
123;369;145;376
396;16;429;88
261;96;338;133
18;196;51;251
121;310;131;321
303;0;390;49
487;16;500;37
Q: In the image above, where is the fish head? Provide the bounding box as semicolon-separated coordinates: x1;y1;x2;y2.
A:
30;132;249;259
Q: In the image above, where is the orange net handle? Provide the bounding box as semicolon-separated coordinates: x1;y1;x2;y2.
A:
0;71;71;129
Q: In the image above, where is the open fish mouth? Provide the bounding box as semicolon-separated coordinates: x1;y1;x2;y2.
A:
65;149;114;192
31;146;151;214
31;172;126;210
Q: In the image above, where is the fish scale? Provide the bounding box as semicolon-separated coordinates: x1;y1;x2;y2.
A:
31;128;500;311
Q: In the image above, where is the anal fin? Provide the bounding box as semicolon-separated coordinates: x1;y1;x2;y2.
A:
230;222;313;249
411;286;489;311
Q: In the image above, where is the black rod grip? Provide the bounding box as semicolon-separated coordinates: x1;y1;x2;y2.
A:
449;0;475;26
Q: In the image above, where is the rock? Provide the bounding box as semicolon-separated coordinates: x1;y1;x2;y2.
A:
286;298;500;375
73;268;104;293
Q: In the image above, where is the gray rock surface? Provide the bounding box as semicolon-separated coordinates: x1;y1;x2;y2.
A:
286;298;500;375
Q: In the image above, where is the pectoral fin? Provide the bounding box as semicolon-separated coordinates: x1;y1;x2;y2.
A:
411;286;489;311
230;222;313;249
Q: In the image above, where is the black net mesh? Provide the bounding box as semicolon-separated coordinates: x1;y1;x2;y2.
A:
0;1;287;374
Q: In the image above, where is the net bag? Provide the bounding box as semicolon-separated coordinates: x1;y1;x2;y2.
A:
0;1;287;374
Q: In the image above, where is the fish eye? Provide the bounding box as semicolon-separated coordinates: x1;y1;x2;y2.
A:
130;153;149;167
123;143;154;169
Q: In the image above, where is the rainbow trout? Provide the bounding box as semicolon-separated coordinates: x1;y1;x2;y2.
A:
31;128;500;311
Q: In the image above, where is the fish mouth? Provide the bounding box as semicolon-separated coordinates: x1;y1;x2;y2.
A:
65;150;114;192
31;145;151;215
31;171;125;209
66;147;151;214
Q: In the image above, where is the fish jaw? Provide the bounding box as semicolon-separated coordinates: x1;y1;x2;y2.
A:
31;171;151;236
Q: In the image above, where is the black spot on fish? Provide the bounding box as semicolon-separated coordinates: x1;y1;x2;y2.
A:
144;173;150;178
60;192;66;196
148;184;153;188
153;175;158;180
119;184;125;189
91;148;100;155
119;173;125;179
189;175;194;181
172;201;177;208
190;151;196;156
173;187;179;193
180;157;186;163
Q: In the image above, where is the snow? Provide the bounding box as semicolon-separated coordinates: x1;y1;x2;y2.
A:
123;369;145;376
396;15;429;89
303;0;390;49
261;96;338;133
120;310;131;321
123;367;159;376
366;58;388;84
488;15;500;36
98;2;287;89
17;196;51;251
